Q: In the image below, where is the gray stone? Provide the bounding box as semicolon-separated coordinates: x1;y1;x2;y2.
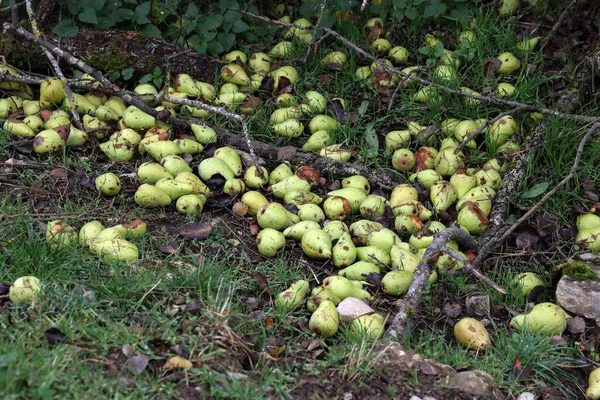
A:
567;316;586;334
379;342;455;376
516;392;535;400
465;295;490;316
450;370;495;396
336;297;375;322
556;274;600;326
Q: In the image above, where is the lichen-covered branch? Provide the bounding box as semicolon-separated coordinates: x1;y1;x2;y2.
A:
385;227;477;340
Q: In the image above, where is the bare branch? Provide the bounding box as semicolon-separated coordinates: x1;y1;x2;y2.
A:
303;0;328;64
441;246;506;294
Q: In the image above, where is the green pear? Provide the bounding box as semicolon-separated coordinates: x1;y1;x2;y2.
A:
302;230;332;259
577;213;600;231
457;203;489;235
305;91;327;114
450;173;478;199
323;220;349;241
104;96;127;115
174;138;204;154
496;52;521;74
575;227;600;252
355;66;372;80
351;314;385;341
222;50;247;64
487;115;517;146
111;129;141;147
389;184;418;208
275;280;310;310
332;232;357;268
269;41;294;58
4;117;35;137
390;245;420;272
197;158;236;181
392;200;433;221
284;190;323;207
283;221;321;241
322;276;373;301
244;166;269;188
33;129;66;154
308;115;340;133
323;196;352;221
191;125;218;144
327;188;367;214
409;170;443;190
382;270;414;296
271;175;311;199
214;147;243;177
39;77;65;107
435;147;466;177
175;194;206;215
322;51;347;66
134;184;172;207
95;226;127;241
257;202;299;231
145;140;181;162
95;173;121;196
270;65;299;87
79;221;105;244
241;191;269;215
88;239;139;262
161;155;192;176
221;63;251;86
9;276;42;306
306;287;341;313
499;0;519;17
297;204;325;223
269;163;294;185
349;220;383;245
356;246;391;267
391;148;416;172
388;46;409;63
248;52;271;73
137;162;174;184
173;73;202;96
122;106;156;131
309;300;339;337
272;118;305;138
123;218;147;239
359;195;388;219
385;130;411;151
513;272;544;296
365;228;402;253
586;367;600;400
257;228;286;257
510;302;569;336
429;180;457;213
338;261;379;281
155;178;194;201
394;214;423;236
223;179;246;196
474;168;502;190
46;220;77;247
100;140;135;161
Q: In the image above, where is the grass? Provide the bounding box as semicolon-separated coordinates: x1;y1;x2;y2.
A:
0;0;595;398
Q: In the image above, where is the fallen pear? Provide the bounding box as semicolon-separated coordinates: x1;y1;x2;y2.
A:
137;162;174;184
79;221;105;244
306;287;341;313
302;230;332;259
88;238;139;262
122;106;156;131
197;157;236;182
390;245;420;272
9;276;42;306
241;191;269;215
46;220;78;247
175;194;206;215
338;261;379;281
429;180;457;213
257;202;299;231
587;367;600;400
322;276;373;301
323;196;352;221
365;228;402;253
224;179;246;196
356;246;391;267
257;228;286;257
510;302;570;336
454;318;490;350
381;270;413;296
155;178;194;201
134;184;172;207
268;163;294;185
270;175;311;199
323;220;349;241
284;190;323;207
213;147;243;176
513;272;544;296
309;300;340;338
359;195;388;219
351;314;385;341
328;188;367;214
283;221;321;241
332;232;357;268
297;204;325;223
275;280;310;310
95;173;121;196
161;155;192;176
221;63;251;86
244;166;269;188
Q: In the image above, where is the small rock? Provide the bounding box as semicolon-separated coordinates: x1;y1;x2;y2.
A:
550;335;567;346
556;263;600;326
516;392;535;400
465;295;490;316
379;342;455;375
423;397;438;400
336;297;375;322
343;393;353;400
450;370;495;396
567;316;586;334
408;397;422;400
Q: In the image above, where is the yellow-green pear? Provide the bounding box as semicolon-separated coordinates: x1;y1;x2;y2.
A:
351;314;385;341
134;184;172;207
283;221;321;241
389;184;418;207
95;225;128;241
223;178;245;196
269;41;294;58
388;46;409;63
454;318;490;350
79;221;105;244
173;73;202;96
510;302;569;336
9;276;42;306
429;180;457;213
39;77;65;107
175;194;206;215
323;220;349;241
46;220;77;247
349;220;383;245
306;287;341;313
499;0;519;16
271;175;311;199
577;213;600;231
197;157;236;181
161;155;192;176
381;270;413;296
248;52;271;73
327;188;367;214
457;203;489;235
257;202;299;231
122;105;156;131
275;280;310;310
322;276;373;301
137;162;173;184
174;138;204;154
586;367;600;400
272;118;304;137
221;63;251;86
308;114;340;133
359;195;388;219
269;163;294;185
33;129;66;154
496;52;521;74
385;130;411;151
214;146;243;176
296;204;325;223
338;261;379;281
95;173;121;196
100;140;135;161
323;196;352;221
487;115;517;146
513;272;544;296
284;190;323;207
309;300;339;338
332;232;357;268
302;230;332;259
88;239;139;262
450;173;478;199
241;191;269;215
390;245;420;272
434;147;465;177
322;51;347;66
356;246;390;266
155;178;194;201
257;228;286;257
365;228;401;253
191;125;218;144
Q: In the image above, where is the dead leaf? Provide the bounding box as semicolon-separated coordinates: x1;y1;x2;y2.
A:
44;327;67;345
265;337;286;358
122;344;135;358
251;271;273;295
306;339;321;352
277;146;297;161
206;193;233;209
442;302;462;318
129;354;149;374
159;241;180;255
179;222;212;240
165;355;193;370
483;57;502;78
49;167;68;179
419;360;438;375
186;299;204;314
584;191;599;203
533;213;558;237
264;317;275;329
249;222;260;236
170;344;190;359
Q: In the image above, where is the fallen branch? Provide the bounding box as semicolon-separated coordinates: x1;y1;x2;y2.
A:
385;227;477;339
302;0;328;64
441;246;506;294
231;8;599;124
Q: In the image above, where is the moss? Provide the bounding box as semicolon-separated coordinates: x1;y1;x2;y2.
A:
561;261;597;280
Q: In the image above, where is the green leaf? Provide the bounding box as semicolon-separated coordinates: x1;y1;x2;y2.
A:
143;24;162;38
449;4;470;22
109;71;120;81
135;2;150;17
364;127;379;152
67;0;81;15
405;7;417;20
52;19;79;37
358;101;369;117
522;182;550;199
78;8;98;24
223;10;239;24
186;3;198;17
203;31;217;41
217;32;235;52
121;68;134;80
136;15;151;25
139;74;152;84
231;20;249;33
423;0;447;18
199;15;222;31
89;0;106;11
110;8;133;23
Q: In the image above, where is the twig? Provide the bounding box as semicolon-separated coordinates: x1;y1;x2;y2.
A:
303;0;328;64
454;105;536;154
360;0;369;11
385;227;477;339
230;8;600;124
541;0;577;47
441;246;506;294
387;67;425;112
9;0;19;26
495;122;600;246
0;0;24;13
24;0;83;130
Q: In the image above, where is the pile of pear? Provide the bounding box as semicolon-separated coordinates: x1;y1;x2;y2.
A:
45;218;147;262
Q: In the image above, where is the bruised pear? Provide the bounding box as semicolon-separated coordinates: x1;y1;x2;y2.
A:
297;204;325;223
241;191;269;215
394;214;423;236
122;106;156;131
224;179;246;196
39;77;65;107
88;239;139;262
175;194;206;215
435;147;465;177
79;221;105;244
244;166;269;188
100;140;135;161
338;261;379;281
9;276;42;306
392;148;416;172
95;173;121;196
322;276;373;301
275;280;310;310
309;300;340;337
284;190;323;207
33;129;66;154
454;318;490;350
221;63;251;86
382;270;414;296
323;220;349;241
328;188;367;214
389;184;418;208
450;173;478;199
359;195;388;219
323;196;352;221
306;287;341;313
349;220;383;245
46;220;78;247
302;230;332;259
257;202;299;231
513;272;544;296
332;232;357;268
458;203;489;235
429;181;457;213
257;228;286;257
